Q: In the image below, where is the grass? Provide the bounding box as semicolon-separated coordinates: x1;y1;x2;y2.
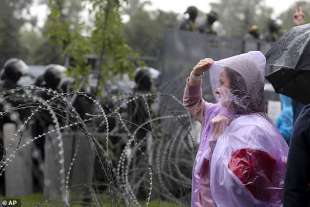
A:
1;194;181;207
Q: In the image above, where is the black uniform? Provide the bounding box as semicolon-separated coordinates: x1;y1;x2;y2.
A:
284;104;310;207
0;58;28;195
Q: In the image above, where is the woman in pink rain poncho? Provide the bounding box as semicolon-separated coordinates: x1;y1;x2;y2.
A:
183;51;288;207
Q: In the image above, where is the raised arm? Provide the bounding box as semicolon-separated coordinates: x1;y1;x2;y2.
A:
183;58;214;123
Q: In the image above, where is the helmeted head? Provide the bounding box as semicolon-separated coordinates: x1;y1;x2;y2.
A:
185;6;198;21
248;24;260;39
268;19;281;33
134;69;152;92
1;58;28;83
209;51;266;114
43;64;66;90
207;11;218;25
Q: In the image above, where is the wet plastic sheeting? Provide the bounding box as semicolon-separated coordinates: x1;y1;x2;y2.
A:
159;30;244;130
160;30;244;95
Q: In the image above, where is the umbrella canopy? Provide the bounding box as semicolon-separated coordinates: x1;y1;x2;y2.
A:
266;23;310;104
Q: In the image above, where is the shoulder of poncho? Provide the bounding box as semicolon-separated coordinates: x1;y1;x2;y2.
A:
203;103;222;120
220;116;279;151
228;114;275;135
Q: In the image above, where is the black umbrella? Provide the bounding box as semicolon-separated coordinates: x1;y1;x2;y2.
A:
266;23;310;104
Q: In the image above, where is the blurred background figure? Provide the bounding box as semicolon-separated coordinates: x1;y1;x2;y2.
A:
34;64;66;91
292;6;306;123
276;94;293;144
0;58;30;143
271;6;306;138
265;6;310;206
0;58;30;126
126;67;159;199
31;64;97;192
127;67;160;149
0;58;28;90
137;66;161;89
127;69;153;140
180;6;198;32
265;19;282;42
198;11;219;35
32;64;97;160
247;24;261;40
31;64;67;192
293;6;305;26
0;58;29;195
245;24;262;50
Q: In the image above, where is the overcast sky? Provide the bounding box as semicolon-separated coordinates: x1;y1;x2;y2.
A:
30;0;305;27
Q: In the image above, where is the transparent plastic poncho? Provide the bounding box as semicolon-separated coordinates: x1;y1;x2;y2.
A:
192;51;288;207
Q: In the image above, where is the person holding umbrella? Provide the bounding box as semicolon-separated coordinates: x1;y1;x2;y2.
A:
184;51;288;207
292;6;306;122
293;6;305;26
266;18;310;207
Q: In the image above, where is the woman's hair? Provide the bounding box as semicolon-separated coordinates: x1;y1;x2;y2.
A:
224;67;265;114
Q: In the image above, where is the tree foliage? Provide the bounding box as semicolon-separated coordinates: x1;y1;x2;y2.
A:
0;0;34;65
33;0;86;65
89;0;138;92
43;0;137;93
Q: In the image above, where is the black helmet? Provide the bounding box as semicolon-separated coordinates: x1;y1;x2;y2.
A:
43;64;66;89
268;19;281;33
185;6;198;20
135;69;152;91
207;11;218;25
1;58;28;82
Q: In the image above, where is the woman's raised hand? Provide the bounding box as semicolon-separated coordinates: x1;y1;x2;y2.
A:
192;58;214;76
211;114;231;138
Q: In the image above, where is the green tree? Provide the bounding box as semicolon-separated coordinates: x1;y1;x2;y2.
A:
43;0;137;94
19;28;45;64
0;0;34;65
34;0;86;65
89;0;138;93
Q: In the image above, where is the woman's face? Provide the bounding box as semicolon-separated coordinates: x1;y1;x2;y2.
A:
219;70;230;88
214;70;233;108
